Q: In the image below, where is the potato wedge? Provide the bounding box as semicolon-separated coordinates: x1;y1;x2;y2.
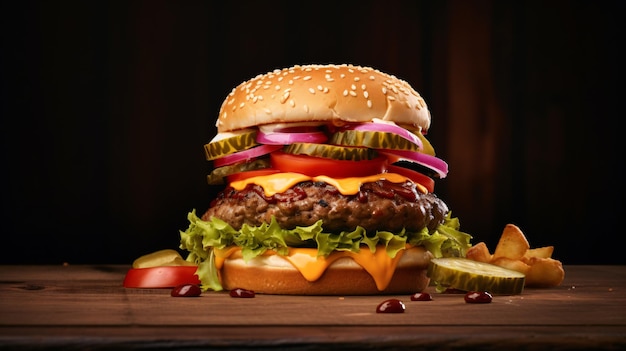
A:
492;224;530;261
490;256;530;275
524;257;565;287
523;246;554;261
465;224;565;288
466;242;493;263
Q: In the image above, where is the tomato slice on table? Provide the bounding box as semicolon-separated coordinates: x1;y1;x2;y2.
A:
123;266;200;288
270;151;388;178
387;165;435;193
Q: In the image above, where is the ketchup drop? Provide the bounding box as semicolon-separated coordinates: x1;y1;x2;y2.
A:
464;291;493;303
376;299;405;313
229;288;255;298
171;284;201;297
410;292;433;301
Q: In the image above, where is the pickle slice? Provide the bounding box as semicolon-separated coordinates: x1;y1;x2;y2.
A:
204;129;258;161
284;143;376;161
427;258;526;295
207;158;270;184
330;130;421;152
132;249;196;268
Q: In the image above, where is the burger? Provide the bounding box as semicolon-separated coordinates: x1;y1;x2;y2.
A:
179;64;471;295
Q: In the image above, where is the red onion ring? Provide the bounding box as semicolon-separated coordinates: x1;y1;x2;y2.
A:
213;144;282;167
378;149;448;178
256;130;328;145
346;122;423;150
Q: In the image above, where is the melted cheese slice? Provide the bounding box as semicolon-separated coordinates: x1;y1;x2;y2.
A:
230;172;426;196
214;246;415;291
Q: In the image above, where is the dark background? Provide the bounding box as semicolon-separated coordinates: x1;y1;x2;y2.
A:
1;0;623;265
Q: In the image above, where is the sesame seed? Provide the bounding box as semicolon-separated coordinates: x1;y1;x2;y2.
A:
303;76;312;81
303;104;309;113
280;91;290;104
239;102;245;108
363;91;369;99
349;91;357;97
264;108;272;114
354;77;360;82
369;75;375;80
361;84;367;90
317;85;324;91
367;100;372;108
308;88;316;94
387;96;396;101
382;87;387;95
343;89;349;96
405;101;411;109
289;99;295;107
275;85;281;91
351;84;357;90
340;74;346;78
288;80;294;85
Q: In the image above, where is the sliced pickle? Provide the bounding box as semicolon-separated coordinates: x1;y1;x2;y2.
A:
132;249;195;269
427;258;526;295
415;132;435;156
284;143;376;161
204;129;258;161
330;130;421;152
206;158;270;184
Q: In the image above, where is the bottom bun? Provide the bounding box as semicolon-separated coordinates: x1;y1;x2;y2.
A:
221;246;433;295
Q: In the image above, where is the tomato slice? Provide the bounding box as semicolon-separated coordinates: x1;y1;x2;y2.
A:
387;165;435;193
123;266;200;288
226;168;281;183
270;151;388;178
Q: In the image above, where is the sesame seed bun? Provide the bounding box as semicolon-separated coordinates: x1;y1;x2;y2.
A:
216;64;431;133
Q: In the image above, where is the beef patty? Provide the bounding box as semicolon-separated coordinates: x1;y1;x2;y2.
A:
202;180;449;233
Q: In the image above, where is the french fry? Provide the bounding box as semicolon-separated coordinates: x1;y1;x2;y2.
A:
524;257;565;287
466;242;492;263
490;256;530;275
492;224;530;261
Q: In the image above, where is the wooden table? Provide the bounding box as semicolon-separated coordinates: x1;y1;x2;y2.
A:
1;265;624;350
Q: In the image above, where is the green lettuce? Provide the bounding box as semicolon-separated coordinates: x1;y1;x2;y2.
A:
179;209;472;291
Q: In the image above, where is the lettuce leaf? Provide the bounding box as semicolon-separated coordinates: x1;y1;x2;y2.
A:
179;209;472;291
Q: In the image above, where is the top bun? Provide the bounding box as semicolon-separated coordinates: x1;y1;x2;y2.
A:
216;64;431;133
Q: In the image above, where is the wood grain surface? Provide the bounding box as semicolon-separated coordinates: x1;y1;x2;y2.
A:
1;265;625;350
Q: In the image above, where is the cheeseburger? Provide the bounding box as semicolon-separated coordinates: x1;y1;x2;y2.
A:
180;64;471;295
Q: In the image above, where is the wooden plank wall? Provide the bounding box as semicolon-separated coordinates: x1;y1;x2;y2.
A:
1;0;622;264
